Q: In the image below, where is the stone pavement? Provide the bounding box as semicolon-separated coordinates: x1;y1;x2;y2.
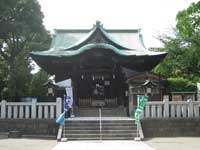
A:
52;140;154;150
145;137;200;150
0;137;200;150
0;138;57;150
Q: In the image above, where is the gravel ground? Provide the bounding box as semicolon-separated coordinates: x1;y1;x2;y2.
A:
144;137;200;150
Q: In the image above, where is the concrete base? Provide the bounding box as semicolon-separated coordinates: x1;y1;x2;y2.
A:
0;132;9;139
60;138;68;142
134;137;141;141
52;141;154;150
141;118;200;137
0;119;58;137
9;131;21;138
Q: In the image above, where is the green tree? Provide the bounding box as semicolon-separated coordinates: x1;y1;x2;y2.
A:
154;2;200;91
0;0;51;101
29;70;48;101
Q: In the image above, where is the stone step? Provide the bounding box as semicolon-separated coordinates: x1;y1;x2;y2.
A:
65;116;133;122
64;130;137;134
63;117;138;140
65;136;136;140
65;121;136;127
64;126;137;130
65;121;135;125
65;123;137;128
65;133;138;138
74;107;127;117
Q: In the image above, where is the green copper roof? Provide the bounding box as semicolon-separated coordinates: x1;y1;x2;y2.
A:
31;43;166;57
30;21;167;58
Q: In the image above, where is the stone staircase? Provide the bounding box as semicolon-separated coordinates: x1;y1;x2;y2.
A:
73;107;128;117
62;117;138;140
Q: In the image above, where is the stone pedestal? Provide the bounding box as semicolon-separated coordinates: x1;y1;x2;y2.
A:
9;131;21;138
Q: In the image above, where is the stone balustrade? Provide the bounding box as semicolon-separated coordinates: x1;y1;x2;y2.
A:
0;98;62;119
140;100;200;118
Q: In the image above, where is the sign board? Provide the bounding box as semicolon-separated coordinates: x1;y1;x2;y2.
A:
172;95;182;101
92;100;106;107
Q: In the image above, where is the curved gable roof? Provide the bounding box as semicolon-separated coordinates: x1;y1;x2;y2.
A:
30;21;167;58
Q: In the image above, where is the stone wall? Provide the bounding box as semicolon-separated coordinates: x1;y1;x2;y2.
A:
141;118;200;137
0;119;58;137
1;118;200;138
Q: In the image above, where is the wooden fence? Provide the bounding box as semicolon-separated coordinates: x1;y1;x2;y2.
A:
0;98;62;119
141;100;200;118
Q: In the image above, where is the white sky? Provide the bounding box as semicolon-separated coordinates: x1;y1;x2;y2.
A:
38;0;198;48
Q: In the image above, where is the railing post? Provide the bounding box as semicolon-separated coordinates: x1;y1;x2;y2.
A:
31;99;37;119
1;100;6;119
163;95;169;118
145;105;150;118
188;100;194;118
56;97;62;118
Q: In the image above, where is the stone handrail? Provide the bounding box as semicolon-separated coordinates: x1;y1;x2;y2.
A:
140;100;200;118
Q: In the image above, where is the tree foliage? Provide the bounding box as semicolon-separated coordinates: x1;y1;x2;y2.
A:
29;70;48;102
154;2;200;91
0;0;51;101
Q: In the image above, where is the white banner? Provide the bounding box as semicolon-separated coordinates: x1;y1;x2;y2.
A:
55;78;73;108
65;87;73;108
56;79;71;88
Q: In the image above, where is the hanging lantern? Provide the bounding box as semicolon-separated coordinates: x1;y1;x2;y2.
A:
92;75;95;80
113;74;115;79
81;75;84;79
48;87;54;96
102;76;104;80
146;87;151;94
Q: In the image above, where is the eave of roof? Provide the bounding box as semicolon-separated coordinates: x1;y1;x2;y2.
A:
30;43;167;58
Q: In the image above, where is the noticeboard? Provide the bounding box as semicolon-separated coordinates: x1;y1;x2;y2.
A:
172;95;182;101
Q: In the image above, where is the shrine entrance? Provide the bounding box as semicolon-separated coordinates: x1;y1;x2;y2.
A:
75;70;128;109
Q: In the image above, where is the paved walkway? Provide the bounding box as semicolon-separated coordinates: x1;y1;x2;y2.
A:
52;140;154;150
1;137;200;150
145;137;200;150
0;138;57;150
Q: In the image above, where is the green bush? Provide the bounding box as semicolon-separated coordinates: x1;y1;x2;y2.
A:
167;77;196;92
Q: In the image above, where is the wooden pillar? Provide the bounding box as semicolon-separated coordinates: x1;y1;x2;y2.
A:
72;77;78;106
72;65;78;107
115;66;125;106
128;86;134;116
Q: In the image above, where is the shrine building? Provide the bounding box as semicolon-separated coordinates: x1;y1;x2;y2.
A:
30;21;167;117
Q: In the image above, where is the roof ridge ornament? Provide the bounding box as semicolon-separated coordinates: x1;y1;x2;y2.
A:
138;30;146;48
93;20;103;28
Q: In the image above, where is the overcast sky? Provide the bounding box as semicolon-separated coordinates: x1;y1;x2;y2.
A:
38;0;198;48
